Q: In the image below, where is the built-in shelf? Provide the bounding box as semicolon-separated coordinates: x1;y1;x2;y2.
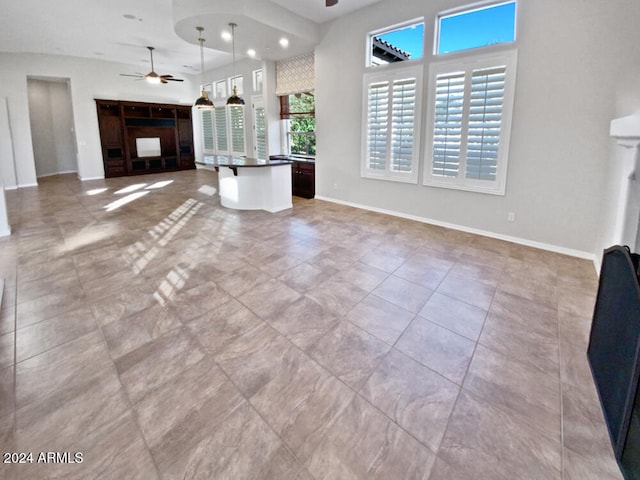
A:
95;99;195;178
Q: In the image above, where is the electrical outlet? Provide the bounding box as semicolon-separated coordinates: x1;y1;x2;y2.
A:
333;183;338;190
507;212;515;222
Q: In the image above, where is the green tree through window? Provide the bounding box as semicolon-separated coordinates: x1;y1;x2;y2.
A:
281;92;316;156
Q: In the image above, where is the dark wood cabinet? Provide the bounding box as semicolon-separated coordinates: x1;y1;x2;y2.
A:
96;99;195;178
292;161;315;199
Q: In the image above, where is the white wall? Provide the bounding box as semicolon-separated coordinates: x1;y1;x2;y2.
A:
315;0;640;258
0;52;199;187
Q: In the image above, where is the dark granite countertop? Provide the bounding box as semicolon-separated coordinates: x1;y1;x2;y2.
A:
208;155;292;168
269;155;315;164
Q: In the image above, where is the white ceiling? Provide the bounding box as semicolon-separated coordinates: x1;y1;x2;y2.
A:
0;0;383;77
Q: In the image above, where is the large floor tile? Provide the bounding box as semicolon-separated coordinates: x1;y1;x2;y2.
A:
372;275;433;313
464;344;561;442
437;389;562;480
418;291;487;341
346;294;415;345
266;295;341;350
154;401;302;479
396;316;475;385
305;395;436;479
250;352;354;462
361;348;459;452
307;321;390;391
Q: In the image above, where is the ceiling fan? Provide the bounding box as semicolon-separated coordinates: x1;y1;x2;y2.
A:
326;0;338;6
120;46;184;84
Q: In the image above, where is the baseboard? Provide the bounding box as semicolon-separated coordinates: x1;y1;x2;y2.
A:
315;194;598;267
79;175;106;181
37;170;77;178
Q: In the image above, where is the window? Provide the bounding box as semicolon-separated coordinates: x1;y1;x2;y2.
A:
229;75;243;95
214;80;227;100
437;1;516;55
214;107;228;153
280;92;315;156
361;64;423;183
201;106;246;156
252;98;267;160
253;70;263;93
201;110;214;153
229;106;245;154
424;50;517;194
368;20;424;67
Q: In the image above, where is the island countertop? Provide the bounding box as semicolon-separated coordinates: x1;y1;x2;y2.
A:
209;155;293;171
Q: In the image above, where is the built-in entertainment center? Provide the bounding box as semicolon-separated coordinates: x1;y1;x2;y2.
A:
95;99;195;177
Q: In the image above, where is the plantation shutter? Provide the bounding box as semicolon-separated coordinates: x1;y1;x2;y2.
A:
432;72;464;177
254;104;267;160
466;66;506;181
201;109;214;153
229;106;245;155
367;81;389;171
362;64;422;183
391;78;417;173
214;107;228;154
424;50;516;195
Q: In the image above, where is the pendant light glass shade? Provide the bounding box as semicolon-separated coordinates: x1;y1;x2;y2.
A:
194;27;214;109
226;85;245;105
195;88;214;109
226;23;245;106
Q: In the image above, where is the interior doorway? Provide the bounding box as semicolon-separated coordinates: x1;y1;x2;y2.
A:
27;77;78;179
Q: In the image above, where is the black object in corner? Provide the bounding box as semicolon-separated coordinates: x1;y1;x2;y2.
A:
588;245;640;480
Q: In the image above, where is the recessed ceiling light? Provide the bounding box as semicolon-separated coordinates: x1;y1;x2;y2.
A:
247;49;256;57
279;38;289;48
221;31;232;42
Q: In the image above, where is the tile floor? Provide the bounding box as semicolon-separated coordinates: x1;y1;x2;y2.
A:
0;169;623;479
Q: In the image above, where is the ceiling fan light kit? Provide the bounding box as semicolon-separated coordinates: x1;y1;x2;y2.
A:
194;26;215;109
120;46;184;84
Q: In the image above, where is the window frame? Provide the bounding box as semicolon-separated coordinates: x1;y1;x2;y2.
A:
361;63;423;184
423;49;518;195
279;92;316;157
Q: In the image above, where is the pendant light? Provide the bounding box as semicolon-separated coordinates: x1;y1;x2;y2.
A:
194;26;214;109
226;23;245;106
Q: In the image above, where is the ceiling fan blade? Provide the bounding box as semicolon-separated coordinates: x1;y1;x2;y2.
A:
163;77;184;82
326;0;338;6
120;74;144;78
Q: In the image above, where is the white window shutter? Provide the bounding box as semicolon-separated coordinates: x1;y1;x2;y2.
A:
466;66;506;181
214;107;228;154
432;71;464;177
367;81;389;171
201;110;214;153
362;64;422;184
253;100;267;160
229;106;245;155
391;78;417;173
425;50;517;195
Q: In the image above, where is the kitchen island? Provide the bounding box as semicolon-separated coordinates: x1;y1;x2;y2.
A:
210;156;293;213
